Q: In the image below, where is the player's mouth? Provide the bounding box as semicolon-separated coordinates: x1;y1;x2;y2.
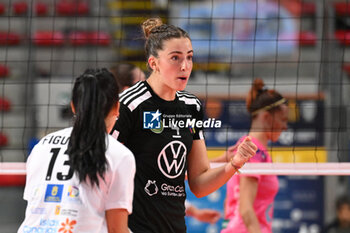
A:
177;76;188;81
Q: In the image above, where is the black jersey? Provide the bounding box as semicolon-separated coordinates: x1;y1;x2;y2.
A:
111;81;204;233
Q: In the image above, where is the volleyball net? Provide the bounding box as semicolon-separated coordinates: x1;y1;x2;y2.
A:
0;0;350;177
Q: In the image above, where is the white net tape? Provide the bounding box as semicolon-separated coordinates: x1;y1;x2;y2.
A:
2;162;350;176
210;162;350;176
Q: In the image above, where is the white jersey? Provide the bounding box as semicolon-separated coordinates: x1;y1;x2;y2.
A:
18;127;135;233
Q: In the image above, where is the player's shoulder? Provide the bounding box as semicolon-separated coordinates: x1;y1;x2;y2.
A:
177;90;200;100
28;128;71;158
118;81;152;112
106;135;135;170
249;149;268;163
176;90;202;111
107;135;134;160
119;81;145;101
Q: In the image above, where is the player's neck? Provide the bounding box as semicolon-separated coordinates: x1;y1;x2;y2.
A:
147;74;176;101
105;106;118;134
248;131;268;149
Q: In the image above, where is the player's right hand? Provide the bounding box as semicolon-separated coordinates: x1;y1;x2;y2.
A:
231;136;257;168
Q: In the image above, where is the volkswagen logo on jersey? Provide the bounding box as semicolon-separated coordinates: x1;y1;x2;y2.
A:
143;110;161;129
158;141;187;179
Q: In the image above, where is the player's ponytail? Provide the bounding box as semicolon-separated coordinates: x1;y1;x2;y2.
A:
141;17;190;71
246;78;285;117
246;78;265;112
67;68;119;187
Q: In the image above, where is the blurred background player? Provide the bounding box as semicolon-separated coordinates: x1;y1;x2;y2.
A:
214;78;288;233
18;69;135;233
109;63;146;92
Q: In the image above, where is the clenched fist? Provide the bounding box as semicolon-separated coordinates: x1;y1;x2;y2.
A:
231;136;257;169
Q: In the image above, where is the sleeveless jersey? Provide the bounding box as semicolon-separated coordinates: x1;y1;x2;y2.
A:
18;127;135;233
111;81;204;233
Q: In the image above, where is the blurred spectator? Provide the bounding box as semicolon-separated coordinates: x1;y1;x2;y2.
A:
322;195;350;233
109;63;146;92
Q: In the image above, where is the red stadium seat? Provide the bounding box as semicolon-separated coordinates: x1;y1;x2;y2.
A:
335;30;350;46
343;64;350;76
0;64;9;78
0;132;8;147
68;31;89;46
32;31;65;46
0;97;10;111
88;31;111;46
35;2;49;16
299;31;317;46
12;1;28;15
56;0;89;16
0;3;5;15
334;2;350;16
0;32;21;45
301;2;315;15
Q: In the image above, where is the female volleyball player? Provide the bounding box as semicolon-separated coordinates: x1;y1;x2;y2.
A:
111;63;222;225
220;78;289;233
18;69;135;233
110;17;257;233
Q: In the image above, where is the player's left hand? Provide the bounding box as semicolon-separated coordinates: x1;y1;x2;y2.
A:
194;208;221;224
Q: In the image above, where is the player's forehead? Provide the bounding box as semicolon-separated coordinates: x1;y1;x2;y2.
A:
160;37;193;55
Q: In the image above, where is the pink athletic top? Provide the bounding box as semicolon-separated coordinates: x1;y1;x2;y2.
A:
221;136;279;233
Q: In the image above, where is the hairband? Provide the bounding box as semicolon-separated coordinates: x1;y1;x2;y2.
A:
251;98;286;116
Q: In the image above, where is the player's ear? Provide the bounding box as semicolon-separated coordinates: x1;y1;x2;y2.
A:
262;111;272;127
70;101;75;114
148;56;158;72
114;102;120;118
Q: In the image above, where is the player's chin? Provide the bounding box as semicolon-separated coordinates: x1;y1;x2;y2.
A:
180;77;190;85
175;82;188;91
271;133;281;142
